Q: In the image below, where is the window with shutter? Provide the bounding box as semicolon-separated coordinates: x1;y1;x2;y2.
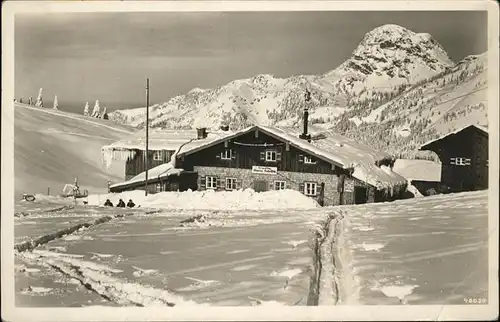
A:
206;176;217;189
274;181;286;190
221;149;232;160
153;151;162;161
226;178;237;190
265;150;277;162
298;154;304;163
304;156;316;164
304;182;318;196
451;157;471;166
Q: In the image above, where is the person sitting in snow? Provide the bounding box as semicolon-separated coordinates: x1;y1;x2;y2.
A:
104;199;113;207
126;199;136;208
116;199;126;207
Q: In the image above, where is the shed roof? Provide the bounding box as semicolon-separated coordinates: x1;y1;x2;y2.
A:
110;161;183;190
101;128;237;168
392;159;441;182
420;124;488;150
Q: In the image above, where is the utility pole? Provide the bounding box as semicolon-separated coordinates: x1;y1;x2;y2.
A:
145;78;150;196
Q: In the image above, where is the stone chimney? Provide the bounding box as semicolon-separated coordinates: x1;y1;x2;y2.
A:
197;127;208;139
299;88;312;142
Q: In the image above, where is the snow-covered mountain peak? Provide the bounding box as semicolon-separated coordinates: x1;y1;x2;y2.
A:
356;24;453;67
322;24;454;96
361;24;415;42
188;87;207;94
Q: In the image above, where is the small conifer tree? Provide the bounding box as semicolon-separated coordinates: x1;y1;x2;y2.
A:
83;102;90;116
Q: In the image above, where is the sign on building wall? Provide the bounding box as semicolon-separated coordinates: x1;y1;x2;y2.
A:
344;179;354;192
251;165;278;174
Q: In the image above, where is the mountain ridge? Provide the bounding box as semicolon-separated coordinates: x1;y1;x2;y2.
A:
108;24;488;158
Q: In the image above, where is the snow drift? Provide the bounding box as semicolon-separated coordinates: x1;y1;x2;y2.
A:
87;188;320;210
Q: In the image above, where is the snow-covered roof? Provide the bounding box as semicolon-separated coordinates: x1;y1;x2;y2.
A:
110;161;183;189
101;128;238;168
173;124;406;189
258;126;407;189
420;124;488;150
104;124;408;190
392;159;441;182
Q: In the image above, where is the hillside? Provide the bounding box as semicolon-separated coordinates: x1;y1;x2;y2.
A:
14;104;136;196
331;52;488;158
109;24;488;158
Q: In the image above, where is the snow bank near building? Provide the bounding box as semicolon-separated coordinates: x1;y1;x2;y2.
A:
393;159;441;182
407;184;424;198
87;188;320;210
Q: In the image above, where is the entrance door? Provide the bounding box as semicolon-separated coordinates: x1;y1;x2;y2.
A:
354;186;368;204
253;180;268;192
166;182;180;192
318;182;325;206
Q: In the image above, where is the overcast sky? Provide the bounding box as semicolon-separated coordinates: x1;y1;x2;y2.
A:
15;11;487;111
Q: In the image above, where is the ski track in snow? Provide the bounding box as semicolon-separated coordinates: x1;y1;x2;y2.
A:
226;249;250;254
230;264;258;272
17;250;198;307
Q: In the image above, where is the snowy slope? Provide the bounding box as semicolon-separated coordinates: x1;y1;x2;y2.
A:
329;52;488;158
109;24;454;133
331;191;488;305
14;104;136;196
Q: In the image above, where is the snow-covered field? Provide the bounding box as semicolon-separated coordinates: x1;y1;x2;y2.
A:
330;190;489;305
14;190;490;307
14;196;328;307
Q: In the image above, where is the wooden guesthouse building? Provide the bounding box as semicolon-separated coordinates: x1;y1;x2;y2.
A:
102;113;407;206
419;124;489;192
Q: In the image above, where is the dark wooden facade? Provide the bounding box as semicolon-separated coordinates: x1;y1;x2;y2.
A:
176;128;383;205
411;180;447;196
110;172;197;194
178;129;349;176
125;149;176;180
420;125;488;192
